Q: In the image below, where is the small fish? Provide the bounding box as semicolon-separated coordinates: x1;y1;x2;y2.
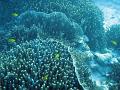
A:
42;75;48;81
12;12;19;17
53;52;61;60
8;38;16;43
111;40;118;46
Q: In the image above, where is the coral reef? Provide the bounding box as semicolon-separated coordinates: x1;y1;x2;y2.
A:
16;11;83;44
1;0;120;90
0;0;106;51
0;11;84;51
0;39;83;90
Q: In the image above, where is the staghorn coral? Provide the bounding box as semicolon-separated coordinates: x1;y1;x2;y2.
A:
0;38;83;90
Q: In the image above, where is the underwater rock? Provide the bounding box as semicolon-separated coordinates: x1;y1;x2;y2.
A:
0;38;83;90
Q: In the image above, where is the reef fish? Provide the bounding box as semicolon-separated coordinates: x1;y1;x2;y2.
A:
8;38;16;43
42;75;48;81
11;12;19;17
111;40;118;46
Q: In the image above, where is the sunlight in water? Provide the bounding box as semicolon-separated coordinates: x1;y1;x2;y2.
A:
94;0;120;29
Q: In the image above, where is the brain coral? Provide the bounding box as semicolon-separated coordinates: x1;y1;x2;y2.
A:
0;38;83;90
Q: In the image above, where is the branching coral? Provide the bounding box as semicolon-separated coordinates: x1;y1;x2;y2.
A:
0;39;83;90
0;39;81;90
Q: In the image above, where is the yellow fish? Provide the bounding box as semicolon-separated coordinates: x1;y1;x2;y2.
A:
8;38;16;43
53;52;61;60
111;40;118;46
42;75;48;81
12;12;19;17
